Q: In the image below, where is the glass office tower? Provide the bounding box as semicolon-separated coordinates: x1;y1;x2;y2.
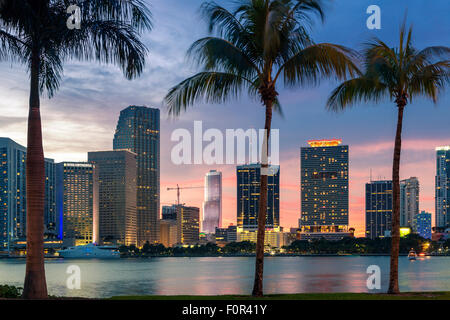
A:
300;139;348;239
366;180;393;239
113;106;160;246
202;170;222;234
0;137;56;252
236;164;280;229
436;146;450;229
400;177;419;228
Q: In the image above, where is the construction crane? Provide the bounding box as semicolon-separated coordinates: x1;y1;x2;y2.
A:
166;184;203;206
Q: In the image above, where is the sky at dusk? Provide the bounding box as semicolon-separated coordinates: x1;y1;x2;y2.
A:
0;0;449;237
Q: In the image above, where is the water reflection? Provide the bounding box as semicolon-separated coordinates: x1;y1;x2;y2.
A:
0;256;448;298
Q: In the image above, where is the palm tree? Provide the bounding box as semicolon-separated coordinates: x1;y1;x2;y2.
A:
165;0;358;296
0;0;151;299
327;22;449;294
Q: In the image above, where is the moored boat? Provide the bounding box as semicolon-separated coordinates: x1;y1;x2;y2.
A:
58;243;120;259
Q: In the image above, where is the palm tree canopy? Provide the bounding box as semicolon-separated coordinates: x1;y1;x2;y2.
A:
0;0;152;97
327;22;450;111
165;0;359;115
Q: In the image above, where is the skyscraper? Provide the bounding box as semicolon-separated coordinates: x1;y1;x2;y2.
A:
176;205;200;245
0;138;56;252
236;164;280;229
162;205;177;220
202;170;222;233
366;180;392;239
436;146;450;229
400;177;419;228
113;105;160;246
300;139;348;240
415;211;432;239
88;150;137;246
56;162;98;246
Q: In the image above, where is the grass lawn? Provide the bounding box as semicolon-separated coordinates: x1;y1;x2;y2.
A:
111;292;450;300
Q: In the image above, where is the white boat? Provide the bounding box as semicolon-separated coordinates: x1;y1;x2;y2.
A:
408;249;417;260
58;243;120;259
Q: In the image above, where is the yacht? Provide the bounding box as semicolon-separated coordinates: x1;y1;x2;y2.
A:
408;248;417;260
58;243;120;259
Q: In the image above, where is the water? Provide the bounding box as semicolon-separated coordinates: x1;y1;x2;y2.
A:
0;256;449;298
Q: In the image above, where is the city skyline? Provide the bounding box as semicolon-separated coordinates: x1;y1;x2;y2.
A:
0;0;449;237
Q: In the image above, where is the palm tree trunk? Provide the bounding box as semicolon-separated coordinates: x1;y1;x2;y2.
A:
388;102;405;294
22;48;48;299
252;100;273;297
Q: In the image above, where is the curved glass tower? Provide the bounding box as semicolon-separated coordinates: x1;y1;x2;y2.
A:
202;170;222;234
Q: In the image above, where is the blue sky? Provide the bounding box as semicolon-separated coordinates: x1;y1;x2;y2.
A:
0;0;449;234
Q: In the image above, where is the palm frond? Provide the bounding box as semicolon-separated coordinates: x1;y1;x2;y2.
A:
279;43;360;86
165;72;254;116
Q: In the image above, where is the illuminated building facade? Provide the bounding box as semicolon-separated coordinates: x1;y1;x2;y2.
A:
436;146;450;229
176;205;200;245
237;226;284;248
400;177;419;228
237;164;280;229
300;139;349;240
202;170;222;234
88;150;137;246
160;219;177;247
0;138;56;252
415;211;432;239
113;106;160;246
214;225;237;244
366;180;392;239
56;162;98;246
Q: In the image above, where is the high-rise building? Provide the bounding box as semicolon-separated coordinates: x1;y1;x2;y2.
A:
366;180;393;239
236;164;280;229
415;211;432;239
436;146;450;229
176;205;200;245
88;150;137;246
162;205;177;220
160;219;177;247
300;139;349;240
56;162;98;246
0;138;56;252
113;106;160;246
202;170;222;233
400;177;419;228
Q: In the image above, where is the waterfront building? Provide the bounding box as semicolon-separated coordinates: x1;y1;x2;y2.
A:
202;170;222;234
236;226;284;248
88;150;137;246
237;164;280;229
300;139;349;240
366;180;392;239
56;162;98;246
176;205;200;245
214;225;237;244
0;138;56;252
113;106;160;246
160;219;177;247
400;177;419;228
415;211;432;240
436;146;450;229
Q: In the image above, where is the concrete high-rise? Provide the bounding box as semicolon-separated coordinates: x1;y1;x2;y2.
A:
236;164;280;229
300;139;348;239
400;177;419;228
0;138;56;252
113;106;160;246
366;180;392;239
88;150;137;246
56;162;98;246
436;146;450;229
202;170;222;233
